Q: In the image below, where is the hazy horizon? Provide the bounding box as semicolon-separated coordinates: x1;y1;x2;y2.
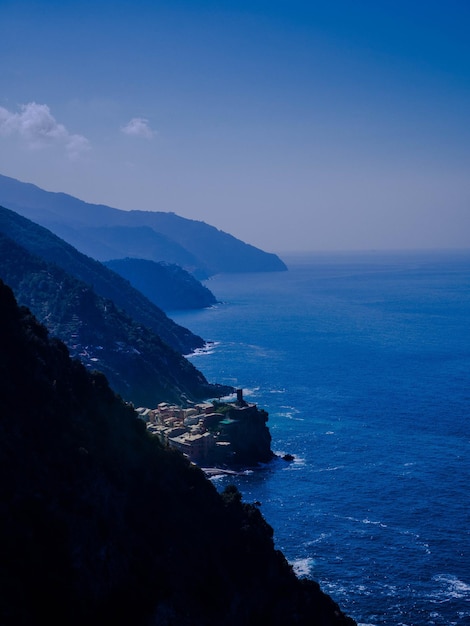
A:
1;1;469;253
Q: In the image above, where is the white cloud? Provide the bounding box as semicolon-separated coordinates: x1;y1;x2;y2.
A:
121;117;155;139
0;102;90;158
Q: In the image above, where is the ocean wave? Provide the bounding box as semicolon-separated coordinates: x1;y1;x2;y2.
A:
432;574;470;600
343;515;388;529
280;404;300;413
305;532;332;546
276;406;304;421
274;454;306;470
290;557;314;578
184;341;220;358
316;465;344;473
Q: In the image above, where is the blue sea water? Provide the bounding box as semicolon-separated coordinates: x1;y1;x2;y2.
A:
171;251;470;626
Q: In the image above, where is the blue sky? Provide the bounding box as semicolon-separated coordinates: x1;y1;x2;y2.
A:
1;0;469;252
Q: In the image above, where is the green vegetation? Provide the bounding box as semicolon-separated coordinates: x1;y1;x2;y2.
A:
0;233;230;406
0;205;204;354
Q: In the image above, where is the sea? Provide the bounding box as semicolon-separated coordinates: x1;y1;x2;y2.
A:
170;250;470;626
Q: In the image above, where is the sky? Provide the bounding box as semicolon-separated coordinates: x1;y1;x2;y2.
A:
0;0;469;253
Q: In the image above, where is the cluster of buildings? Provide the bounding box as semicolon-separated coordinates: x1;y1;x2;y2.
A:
136;391;250;466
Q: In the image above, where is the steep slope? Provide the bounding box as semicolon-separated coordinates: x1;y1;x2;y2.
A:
105;257;217;311
0;234;229;406
0;205;203;354
53;224;204;272
115;209;288;274
0;280;356;626
0;173;288;276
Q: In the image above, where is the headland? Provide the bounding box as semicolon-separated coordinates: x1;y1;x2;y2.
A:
136;388;275;468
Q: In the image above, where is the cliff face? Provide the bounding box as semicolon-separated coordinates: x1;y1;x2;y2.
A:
0;280;356;626
209;402;274;466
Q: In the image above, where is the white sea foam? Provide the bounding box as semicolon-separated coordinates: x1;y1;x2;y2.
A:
278;454;306;470
316;465;344;473
280;404;300;413
432;574;470;600
342;515;388;529
282;413;305;421
290;557;314;578
277;407;304;421
305;532;331;546
361;518;388;528
241;387;260;397
184;341;220;358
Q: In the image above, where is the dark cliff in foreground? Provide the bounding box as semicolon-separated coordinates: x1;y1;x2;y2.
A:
0;280;356;626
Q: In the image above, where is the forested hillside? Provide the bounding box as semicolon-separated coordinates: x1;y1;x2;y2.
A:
0;205;204;354
0;280;355;626
0;234;229;406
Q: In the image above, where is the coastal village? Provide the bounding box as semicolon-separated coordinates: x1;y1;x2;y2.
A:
135;389;274;468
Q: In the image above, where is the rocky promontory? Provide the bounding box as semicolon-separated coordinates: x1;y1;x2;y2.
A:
142;389;274;468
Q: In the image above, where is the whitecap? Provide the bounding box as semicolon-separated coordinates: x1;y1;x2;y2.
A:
341;515;388;529
282;458;306;471
282;413;305;421
432;574;470;599
305;532;331;546
184;341;220;358
316;465;344;473
361;518;388;528
290;557;314;578
280;404;300;413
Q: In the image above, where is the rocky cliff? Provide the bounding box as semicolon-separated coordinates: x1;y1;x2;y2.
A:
0;279;356;626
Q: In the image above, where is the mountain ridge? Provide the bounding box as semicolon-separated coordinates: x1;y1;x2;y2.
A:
0;232;229;406
0;204;204;355
0;173;288;276
104;257;217;311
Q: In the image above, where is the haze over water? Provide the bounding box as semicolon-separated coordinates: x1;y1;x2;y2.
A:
1;1;469;253
172;250;470;626
1;3;469;623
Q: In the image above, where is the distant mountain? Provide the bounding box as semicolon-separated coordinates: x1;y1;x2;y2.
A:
0;173;287;277
0;233;230;406
105;257;217;311
0;205;204;355
0;279;356;625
